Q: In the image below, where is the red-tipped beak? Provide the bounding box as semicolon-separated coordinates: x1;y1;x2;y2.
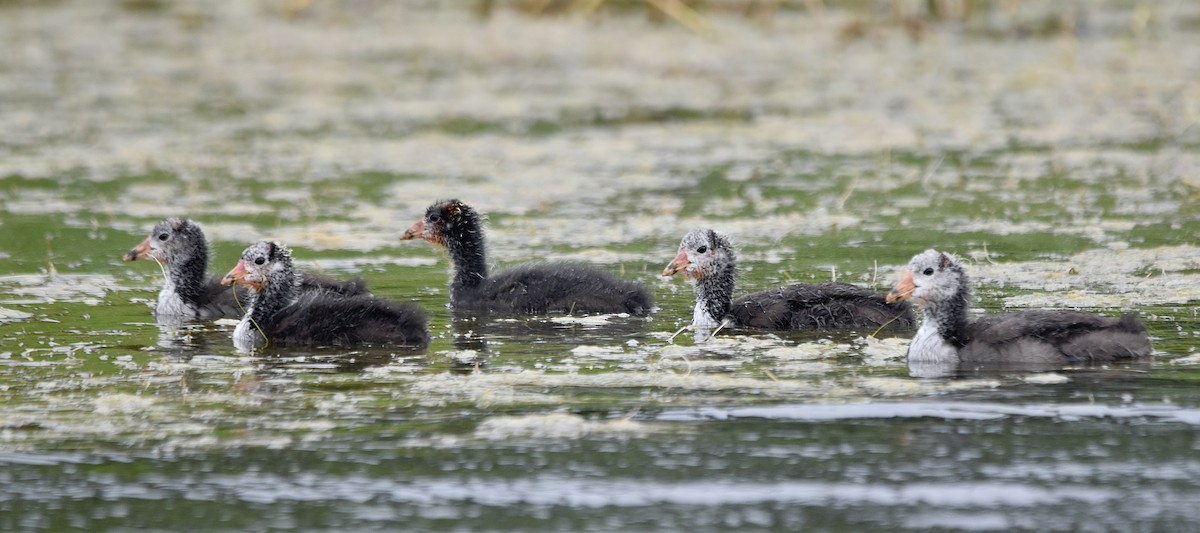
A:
123;237;152;262
399;219;425;241
221;260;253;289
662;249;692;278
886;270;915;304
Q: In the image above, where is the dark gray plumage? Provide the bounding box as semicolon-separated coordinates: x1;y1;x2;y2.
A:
400;199;652;315
222;241;428;351
663;228;914;331
887;249;1152;366
124;217;367;320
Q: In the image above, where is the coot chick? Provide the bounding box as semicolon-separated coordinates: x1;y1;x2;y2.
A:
399;199;652;315
663;228;914;331
886;249;1152;366
124;217;367;320
221;241;429;351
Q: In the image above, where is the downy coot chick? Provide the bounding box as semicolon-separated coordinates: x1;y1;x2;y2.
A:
663;228;914;331
221;241;429;351
400;199;652;315
124;217;367;320
886;249;1152;367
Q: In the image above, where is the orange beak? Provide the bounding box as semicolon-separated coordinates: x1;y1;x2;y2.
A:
886;270;915;304
221;259;260;290
662;249;692;278
399;219;426;241
123;237;152;262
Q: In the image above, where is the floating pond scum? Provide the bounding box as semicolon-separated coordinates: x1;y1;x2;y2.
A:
1;1;1200;531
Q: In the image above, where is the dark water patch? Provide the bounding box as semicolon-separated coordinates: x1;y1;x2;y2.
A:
3;413;1200;531
659;401;1200;424
1;2;1199;530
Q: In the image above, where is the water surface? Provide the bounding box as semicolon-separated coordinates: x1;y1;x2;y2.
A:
2;1;1199;531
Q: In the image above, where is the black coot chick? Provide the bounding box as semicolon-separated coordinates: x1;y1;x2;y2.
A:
886;249;1152;366
663;228;914;331
221;241;429;351
123;217;367;320
399;199;652;315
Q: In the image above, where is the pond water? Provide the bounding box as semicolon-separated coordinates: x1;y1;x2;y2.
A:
2;1;1200;531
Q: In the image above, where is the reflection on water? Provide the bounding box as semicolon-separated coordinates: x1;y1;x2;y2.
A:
150;320;211;360
2;0;1200;530
907;358;1155;379
3;405;1200;531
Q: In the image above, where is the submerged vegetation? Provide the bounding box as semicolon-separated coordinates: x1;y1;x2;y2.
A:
0;0;1198;530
